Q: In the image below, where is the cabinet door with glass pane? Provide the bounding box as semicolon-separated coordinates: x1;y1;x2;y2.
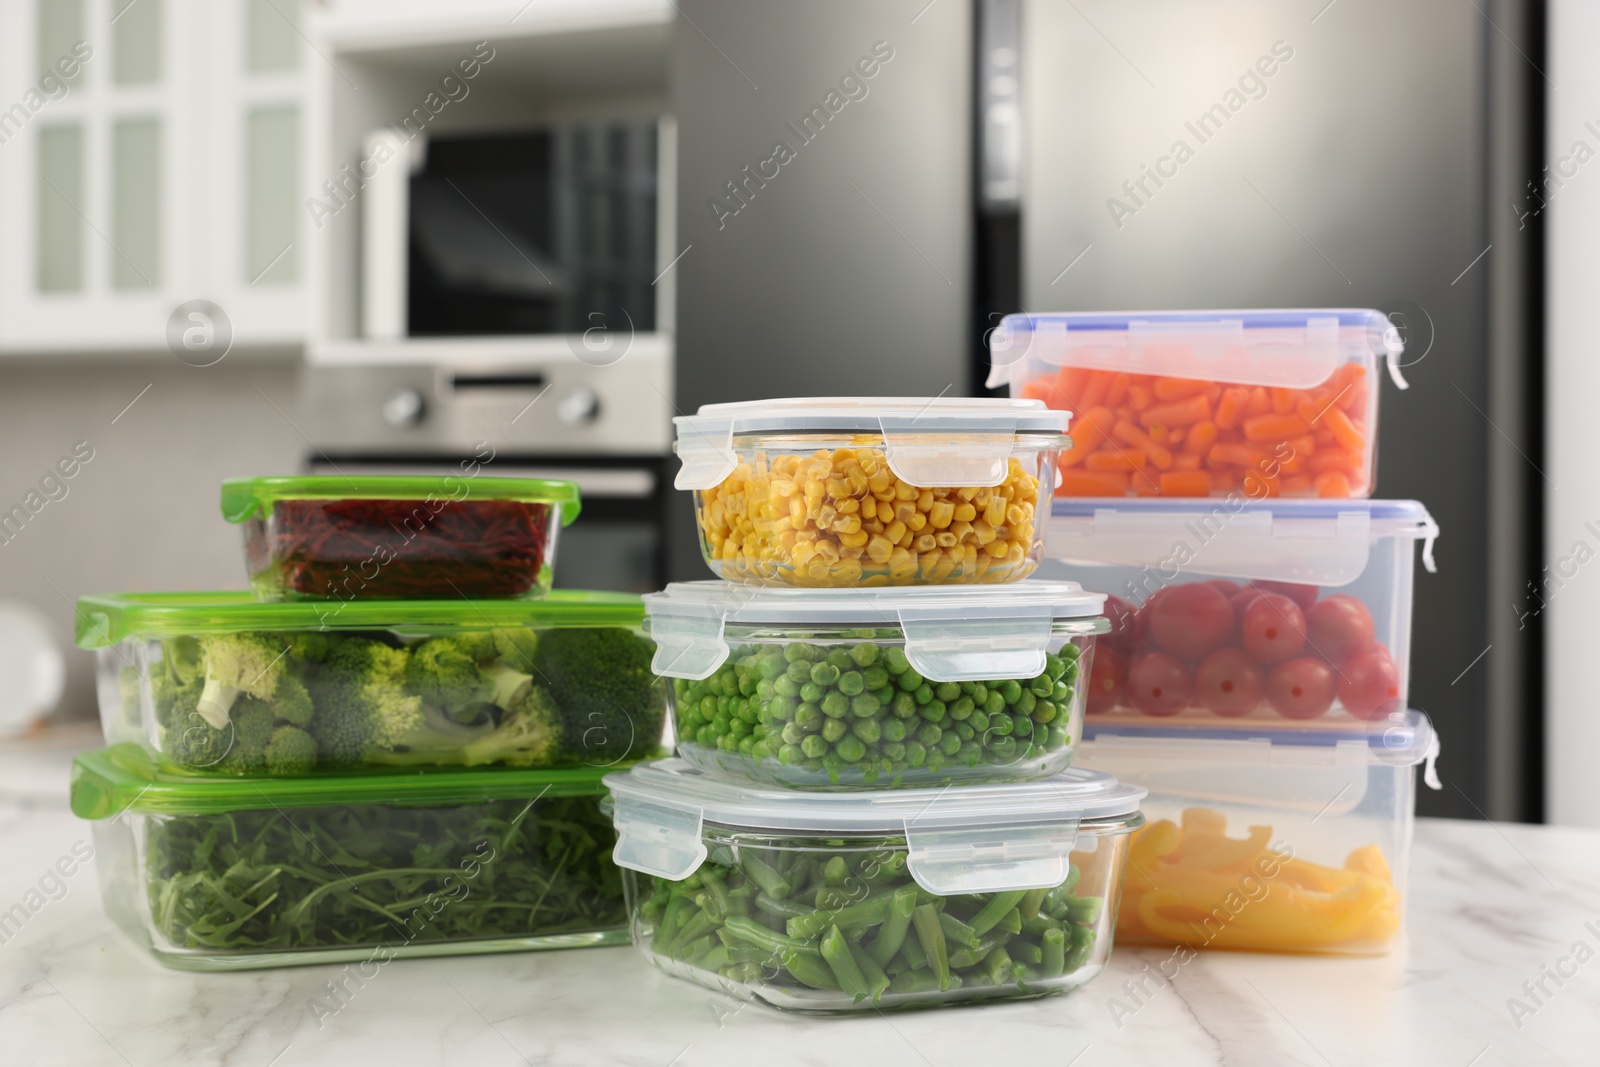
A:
0;0;307;353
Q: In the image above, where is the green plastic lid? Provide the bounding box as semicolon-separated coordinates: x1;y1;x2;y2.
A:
71;744;612;819
73;590;645;649
220;475;582;526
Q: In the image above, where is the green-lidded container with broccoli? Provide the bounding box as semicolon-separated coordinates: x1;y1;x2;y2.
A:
605;758;1145;1012
644;580;1109;790
72;745;631;970
76;590;668;777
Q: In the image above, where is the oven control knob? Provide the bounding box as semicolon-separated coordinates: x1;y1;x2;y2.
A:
381;388;426;428
558;387;601;425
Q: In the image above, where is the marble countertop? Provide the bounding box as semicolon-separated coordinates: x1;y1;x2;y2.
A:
1;730;1595;1067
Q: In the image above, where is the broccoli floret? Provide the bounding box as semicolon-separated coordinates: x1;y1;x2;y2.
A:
152;669;230;769
195;633;290;729
407;634;532;718
265;725;318;775
491;628;539;671
272;674;315;728
459;685;563;768
311;638;490;767
287;632;334;665
232;697;276;751
533;628;663;763
159;636;202;687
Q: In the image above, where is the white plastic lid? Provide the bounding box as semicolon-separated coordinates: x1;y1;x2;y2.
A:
605;758;1146;894
643;579;1108;682
1049;498;1439;586
672;396;1070;491
1079;709;1441;818
986;308;1408;391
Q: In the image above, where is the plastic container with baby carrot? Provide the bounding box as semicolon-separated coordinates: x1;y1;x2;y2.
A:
986;309;1407;498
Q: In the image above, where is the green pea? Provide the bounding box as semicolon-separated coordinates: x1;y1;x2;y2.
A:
935;682;961;703
820;691;850;718
1013;713;1033;738
810;662;842;687
892;690;918;718
863;666;890;691
792;703;820;728
914;683;934;705
881;741;907;762
826;648;855;672
837;671;865;696
1000;680;1023;704
1015;689;1037;715
953;721;975;742
850;642;879;667
759;655;787;680
1032;699;1057;724
920;699;946;723
882;717;908;743
801;734;830;758
988;714;1013;737
786;660;813;684
938;732;963;757
835;734;868;763
969;683;989;705
778;744;805;765
989;735;1019;761
851;693;882;718
784;643;818;664
917;722;942;747
781;722;807;746
905;740;927;768
985;691;1006;717
950;696;975;719
729;718;750;739
773;677;800;699
897;666;925;691
1054;681;1072;703
800;682;824;704
852;718;881;745
871;687;896;709
822;718;849;743
756;679;775;700
1044;652;1068;679
1030;675;1054;697
968;710;991;734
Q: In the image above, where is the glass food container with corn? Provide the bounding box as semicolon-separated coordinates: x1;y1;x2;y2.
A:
605;758;1145;1012
672;397;1070;586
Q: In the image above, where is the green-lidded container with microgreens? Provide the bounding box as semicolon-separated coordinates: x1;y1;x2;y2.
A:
219;474;582;601
76;591;667;777
72;745;630;970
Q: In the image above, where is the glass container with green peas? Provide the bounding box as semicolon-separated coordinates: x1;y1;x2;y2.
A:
606;759;1145;1013
644;581;1109;790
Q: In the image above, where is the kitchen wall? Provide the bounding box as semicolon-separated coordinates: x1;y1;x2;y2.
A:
0;352;303;723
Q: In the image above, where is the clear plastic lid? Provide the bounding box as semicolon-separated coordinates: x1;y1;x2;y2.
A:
605;758;1145;893
220;475;582;525
672;396;1070;491
1049;498;1438;586
986;308;1407;391
1079;710;1441;817
643;579;1108;682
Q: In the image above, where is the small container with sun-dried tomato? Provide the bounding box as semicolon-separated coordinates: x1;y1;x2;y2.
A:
222;476;580;601
986;309;1407;498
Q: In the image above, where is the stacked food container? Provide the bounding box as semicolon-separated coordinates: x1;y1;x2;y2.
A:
612;397;1148;1010
70;475;669;970
989;308;1442;955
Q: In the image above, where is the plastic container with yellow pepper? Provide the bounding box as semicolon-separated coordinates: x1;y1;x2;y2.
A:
1076;710;1439;955
672;398;1070;587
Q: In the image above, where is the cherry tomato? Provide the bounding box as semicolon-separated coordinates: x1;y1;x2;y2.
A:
1250;581;1319;611
1194;647;1265;717
1305;595;1376;663
1230;588;1268;638
1337;650;1403;720
1206;579;1242;597
1241;593;1307;664
1101;594;1141;654
1087;644;1127;714
1126;651;1194;716
1266;657;1336;719
1145;583;1235;661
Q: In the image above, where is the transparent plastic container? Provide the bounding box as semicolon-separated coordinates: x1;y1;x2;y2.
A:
1077;710;1439;955
645;580;1108;789
986;310;1407;498
71;746;630;970
77;591;667;776
672;397;1070;586
221;475;581;600
605;758;1145;1012
1041;499;1437;729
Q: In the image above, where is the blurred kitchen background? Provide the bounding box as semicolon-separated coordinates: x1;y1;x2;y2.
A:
0;0;1594;827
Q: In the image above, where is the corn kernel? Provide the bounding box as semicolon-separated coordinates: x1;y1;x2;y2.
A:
929;500;955;529
839;529;870;549
866;534;894;564
934;530;958;548
985;540;1010;558
953;502;977;523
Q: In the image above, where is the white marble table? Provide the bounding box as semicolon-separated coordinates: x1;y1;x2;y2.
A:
1;731;1596;1067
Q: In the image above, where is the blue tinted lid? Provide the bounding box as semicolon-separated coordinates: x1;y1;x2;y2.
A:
1051;498;1433;523
1013;309;1391;331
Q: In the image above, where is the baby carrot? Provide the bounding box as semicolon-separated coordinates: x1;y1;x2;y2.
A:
1207;443;1269;468
1314;471;1352;498
1283;474;1315;494
1152;377;1210;402
1057;469;1130;496
1086;449;1146;471
1139;394;1213;430
1104;373;1131;408
1271;387;1299;415
1214;388;1251;430
1309;450;1362;474
1113;420;1174;470
1184;420;1219;455
1127;384;1153;411
1242;414;1311;443
1060;406;1116;467
1323;407;1366;451
1159;471;1213;496
1079;370;1114;412
1172;452;1202;471
1288;434;1316;457
1247;387;1272;417
1058;366;1094;403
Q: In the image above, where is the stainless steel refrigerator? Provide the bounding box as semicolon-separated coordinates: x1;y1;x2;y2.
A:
670;0;1544;820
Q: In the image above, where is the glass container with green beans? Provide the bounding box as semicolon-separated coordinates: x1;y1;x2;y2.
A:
644;581;1109;790
606;759;1145;1013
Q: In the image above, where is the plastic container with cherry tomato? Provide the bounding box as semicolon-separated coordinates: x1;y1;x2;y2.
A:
1077;710;1440;955
1045;498;1438;729
986;309;1407;498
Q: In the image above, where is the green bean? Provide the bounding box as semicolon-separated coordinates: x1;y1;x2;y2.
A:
1012;940;1043;966
983;944;1015;987
740;854;792;900
695;943;731;971
755;892;813;922
848;940;891;1001
1064;896;1104;925
822;855;850;886
1064;924;1096;972
913;904;951;991
666;909;715;957
1041;927;1066;977
1023;913;1067;938
653;890;689;953
937;910;981;948
821;925;871;999
948;932;1009;970
787;892;894;940
1019;887;1047;922
814;884;858;911
721;961;764;983
868;885;918;966
968;890;1027;935
722;915;813;958
780;947;840;990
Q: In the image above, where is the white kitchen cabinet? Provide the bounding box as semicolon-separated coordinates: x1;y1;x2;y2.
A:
0;0;308;354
